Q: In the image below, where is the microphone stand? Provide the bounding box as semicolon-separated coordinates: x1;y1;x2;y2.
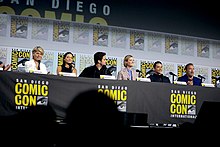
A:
199;77;205;83
172;75;175;84
136;70;141;78
169;72;177;84
215;78;220;87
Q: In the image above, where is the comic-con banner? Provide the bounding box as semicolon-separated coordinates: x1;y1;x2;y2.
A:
14;77;49;110
98;84;127;112
31;18;49;40
1;0;220;41
73;24;90;45
177;64;186;78
42;51;56;74
140;60;154;78
147;32;163;53
0;0;111;25
165;35;178;55
79;54;94;74
212;42;220;59
10;16;28;39
53;21;70;43
93;26;108;46
111;28;126;49
180;37;195;56
11;48;31;72
106;56;118;77
1;71;220;124
130;30;144;51
194;66;209;83
169;89;197;119
197;39;209;58
211;68;220;86
163;62;175;82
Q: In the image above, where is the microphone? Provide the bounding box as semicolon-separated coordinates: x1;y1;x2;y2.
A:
198;75;206;79
136;69;141;73
68;62;75;68
169;72;177;76
37;60;41;70
136;69;142;78
68;63;75;72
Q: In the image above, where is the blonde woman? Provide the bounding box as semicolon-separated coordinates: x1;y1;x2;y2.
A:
25;46;47;74
117;55;138;80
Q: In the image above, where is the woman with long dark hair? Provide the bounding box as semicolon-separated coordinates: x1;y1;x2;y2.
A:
57;52;77;76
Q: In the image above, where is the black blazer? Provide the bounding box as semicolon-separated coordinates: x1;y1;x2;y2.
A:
79;65;111;78
149;73;171;83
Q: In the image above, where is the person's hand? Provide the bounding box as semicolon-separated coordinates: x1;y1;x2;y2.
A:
4;64;11;71
187;80;193;85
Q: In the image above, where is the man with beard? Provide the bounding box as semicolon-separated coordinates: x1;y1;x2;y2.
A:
178;63;201;86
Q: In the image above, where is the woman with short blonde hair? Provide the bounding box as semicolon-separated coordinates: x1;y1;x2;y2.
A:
117;55;138;81
25;46;47;74
32;46;44;55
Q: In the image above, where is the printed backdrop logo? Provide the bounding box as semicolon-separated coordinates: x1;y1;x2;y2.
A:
165;35;178;54
42;51;55;74
147;33;162;52
111;28;126;48
53;21;70;43
211;68;220;85
177;64;186;77
140;61;154;78
73;24;89;45
79;54;94;74
130;31;144;50
11;49;31;72
32;18;49;40
10;16;28;38
14;78;49;110
93;26;109;46
170;90;197;119
97;84;127;112
197;39;209;58
106;57;117;77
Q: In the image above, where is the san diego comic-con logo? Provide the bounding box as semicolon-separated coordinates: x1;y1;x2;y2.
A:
170;90;197;119
14;78;49;110
97;85;127;112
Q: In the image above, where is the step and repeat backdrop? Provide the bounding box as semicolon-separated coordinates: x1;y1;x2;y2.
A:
0;14;220;85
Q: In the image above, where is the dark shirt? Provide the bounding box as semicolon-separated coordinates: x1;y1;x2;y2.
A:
79;65;111;78
61;65;72;73
177;74;202;86
149;73;171;83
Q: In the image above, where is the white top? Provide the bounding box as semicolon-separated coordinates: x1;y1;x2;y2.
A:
25;59;47;74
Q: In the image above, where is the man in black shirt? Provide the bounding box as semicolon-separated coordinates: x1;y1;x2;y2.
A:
79;52;111;78
148;61;171;83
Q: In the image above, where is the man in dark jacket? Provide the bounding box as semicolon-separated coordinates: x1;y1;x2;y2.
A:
148;61;171;83
79;52;111;78
178;63;201;86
